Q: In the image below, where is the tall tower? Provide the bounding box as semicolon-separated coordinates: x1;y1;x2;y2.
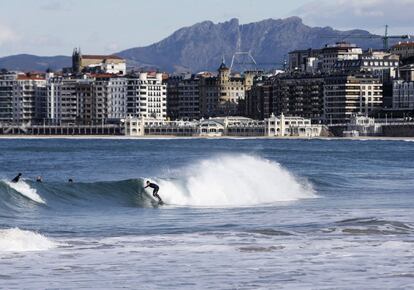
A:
72;48;82;73
218;57;230;84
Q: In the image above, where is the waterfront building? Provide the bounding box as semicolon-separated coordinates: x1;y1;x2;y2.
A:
199;73;219;117
93;75;127;123
126;72;167;120
265;113;323;137
245;75;272;120
72;48;126;75
166;74;200;120
324;74;383;124
12;74;47;124
198;62;254;118
272;73;324;123
124;114;322;138
216;62;254;116
343;114;382;137
0;72;17;123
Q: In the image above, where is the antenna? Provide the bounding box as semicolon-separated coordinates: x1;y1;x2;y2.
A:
384;25;389;51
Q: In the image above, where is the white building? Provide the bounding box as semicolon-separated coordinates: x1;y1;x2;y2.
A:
127;73;167;119
343;114;382;137
93;75;127;122
13;75;46;124
124;115;322;137
265;113;322;137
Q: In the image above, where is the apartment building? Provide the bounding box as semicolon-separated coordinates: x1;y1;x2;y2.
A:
0;73;16;123
272;74;325;123
127;72;167;119
320;42;363;73
324;74;383;123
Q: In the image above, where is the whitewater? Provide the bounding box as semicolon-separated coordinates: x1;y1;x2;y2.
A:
1;138;414;289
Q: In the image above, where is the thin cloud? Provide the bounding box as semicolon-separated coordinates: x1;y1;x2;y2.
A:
293;0;414;33
0;23;19;45
39;0;72;11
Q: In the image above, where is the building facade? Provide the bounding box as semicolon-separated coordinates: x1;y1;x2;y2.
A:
320;42;363;73
72;48;126;75
0;73;17;123
166;74;200;120
272;74;324;123
391;42;414;61
324;74;383;124
127;72;167;119
393;80;414;110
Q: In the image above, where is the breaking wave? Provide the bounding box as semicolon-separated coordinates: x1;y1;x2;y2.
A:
3;180;46;204
0;228;56;252
0;155;316;212
156;154;316;206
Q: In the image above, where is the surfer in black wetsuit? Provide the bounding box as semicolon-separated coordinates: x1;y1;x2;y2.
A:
145;181;163;204
11;173;22;183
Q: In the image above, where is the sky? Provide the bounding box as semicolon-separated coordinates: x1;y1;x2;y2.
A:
0;0;413;57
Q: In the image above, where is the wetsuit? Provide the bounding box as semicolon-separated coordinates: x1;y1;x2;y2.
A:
11;174;21;183
145;182;163;203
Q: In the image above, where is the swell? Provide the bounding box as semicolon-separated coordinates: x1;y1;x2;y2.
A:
0;178;157;215
0;155;316;212
322;217;414;235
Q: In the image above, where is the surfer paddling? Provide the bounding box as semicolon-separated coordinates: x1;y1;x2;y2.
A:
145;181;163;204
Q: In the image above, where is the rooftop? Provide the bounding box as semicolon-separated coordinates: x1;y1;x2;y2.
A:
82;54;124;60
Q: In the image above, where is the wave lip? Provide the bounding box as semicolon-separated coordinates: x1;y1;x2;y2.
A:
4;180;46;204
0;228;56;252
155;154;317;207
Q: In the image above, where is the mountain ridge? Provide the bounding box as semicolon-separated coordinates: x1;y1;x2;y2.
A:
0;17;387;73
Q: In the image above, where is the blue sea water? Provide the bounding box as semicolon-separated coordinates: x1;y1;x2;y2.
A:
0;138;414;289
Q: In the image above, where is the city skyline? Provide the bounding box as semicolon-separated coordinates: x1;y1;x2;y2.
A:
0;0;413;57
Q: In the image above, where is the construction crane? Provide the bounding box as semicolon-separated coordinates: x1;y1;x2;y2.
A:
321;25;410;50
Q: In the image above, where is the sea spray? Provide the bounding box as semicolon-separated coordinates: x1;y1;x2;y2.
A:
155;154;316;207
0;228;56;252
4;180;46;204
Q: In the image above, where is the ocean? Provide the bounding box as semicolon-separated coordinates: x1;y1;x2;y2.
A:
0;138;414;289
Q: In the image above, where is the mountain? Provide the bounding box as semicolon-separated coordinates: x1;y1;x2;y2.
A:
0;54;71;72
0;17;389;73
118;17;383;72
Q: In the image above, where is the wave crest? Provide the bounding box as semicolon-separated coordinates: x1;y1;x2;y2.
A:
0;228;56;252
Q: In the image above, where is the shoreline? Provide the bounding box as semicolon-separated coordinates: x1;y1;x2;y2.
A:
0;135;413;141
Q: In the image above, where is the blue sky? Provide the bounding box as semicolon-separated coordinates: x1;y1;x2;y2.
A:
0;0;413;57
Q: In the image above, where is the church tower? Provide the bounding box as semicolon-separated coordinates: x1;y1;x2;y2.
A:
72;47;82;73
218;56;230;84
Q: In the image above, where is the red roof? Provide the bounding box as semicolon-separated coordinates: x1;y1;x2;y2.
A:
393;42;414;48
82;54;124;60
91;73;120;78
17;75;45;80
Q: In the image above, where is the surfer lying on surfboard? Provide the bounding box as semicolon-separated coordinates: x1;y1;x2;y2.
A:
145;181;163;204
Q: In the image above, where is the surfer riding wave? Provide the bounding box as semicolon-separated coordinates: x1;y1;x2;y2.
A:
144;181;163;204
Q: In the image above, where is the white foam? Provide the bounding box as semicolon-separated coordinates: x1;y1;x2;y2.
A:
153;154;316;207
4;180;46;204
0;228;56;252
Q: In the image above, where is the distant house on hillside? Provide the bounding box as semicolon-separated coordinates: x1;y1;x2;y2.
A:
72;48;126;75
